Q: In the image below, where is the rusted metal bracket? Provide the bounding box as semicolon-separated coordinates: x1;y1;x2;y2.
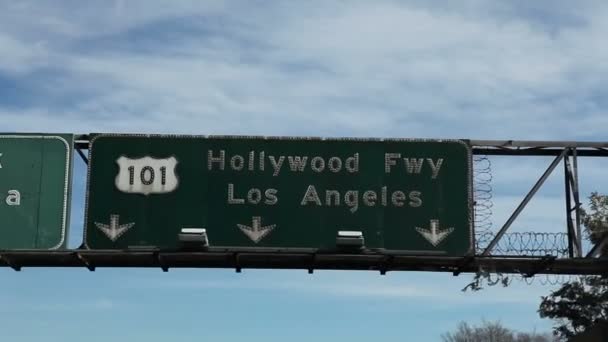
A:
234;253;242;273
75;252;95;272
379;255;394;275
0;254;21;271
308;253;316;274
155;252;169;272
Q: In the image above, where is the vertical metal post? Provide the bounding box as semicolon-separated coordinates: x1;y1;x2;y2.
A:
564;148;583;257
572;148;583;256
564;151;576;258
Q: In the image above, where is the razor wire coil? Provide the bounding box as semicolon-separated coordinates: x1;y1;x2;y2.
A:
470;156;577;285
473;155;494;249
475;231;570;257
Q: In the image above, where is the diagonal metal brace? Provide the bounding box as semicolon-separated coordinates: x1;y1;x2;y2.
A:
482;149;568;256
76;148;88;165
586;234;608;258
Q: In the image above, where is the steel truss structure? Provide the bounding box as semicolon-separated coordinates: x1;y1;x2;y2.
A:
1;137;607;275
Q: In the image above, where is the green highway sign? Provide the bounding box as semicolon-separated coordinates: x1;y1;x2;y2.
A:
84;134;473;255
0;134;73;249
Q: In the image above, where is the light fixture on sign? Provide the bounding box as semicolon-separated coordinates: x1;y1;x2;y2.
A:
178;228;209;249
336;230;365;248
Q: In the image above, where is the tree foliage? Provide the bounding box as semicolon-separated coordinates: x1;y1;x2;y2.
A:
538;192;608;339
539;276;608;339
441;320;555;342
581;192;608;252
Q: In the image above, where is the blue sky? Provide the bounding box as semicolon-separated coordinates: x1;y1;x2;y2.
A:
1;1;608;341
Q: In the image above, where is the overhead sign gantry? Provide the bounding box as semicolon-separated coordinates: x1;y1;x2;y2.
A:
3;135;606;277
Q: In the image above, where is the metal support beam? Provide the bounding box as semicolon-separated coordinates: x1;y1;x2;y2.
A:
471;140;608;156
523;255;557;278
74;134;90;150
1;250;608;275
564;151;583;257
473;148;608;157
470;140;608;149
73;136;608;156
482;149;568;256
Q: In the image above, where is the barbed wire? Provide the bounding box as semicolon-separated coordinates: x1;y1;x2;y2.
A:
463;269;581;290
471;156;577;286
466;231;573;288
473;155;494;249
475;231;570;257
514;274;581;286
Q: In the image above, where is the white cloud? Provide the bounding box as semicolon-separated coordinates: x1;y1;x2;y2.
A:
0;1;228;40
0;297;117;313
0;34;52;74
0;1;606;140
1;0;606;257
121;271;555;306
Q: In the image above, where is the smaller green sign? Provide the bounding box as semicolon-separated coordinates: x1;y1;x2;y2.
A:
0;134;73;249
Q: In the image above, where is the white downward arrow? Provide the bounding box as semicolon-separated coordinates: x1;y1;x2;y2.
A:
95;214;135;242
237;216;276;244
415;219;454;247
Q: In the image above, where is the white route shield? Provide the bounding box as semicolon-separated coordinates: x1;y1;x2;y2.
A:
115;156;179;195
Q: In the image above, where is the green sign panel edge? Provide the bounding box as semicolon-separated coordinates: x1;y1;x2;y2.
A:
83;133;474;254
0;134;74;250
